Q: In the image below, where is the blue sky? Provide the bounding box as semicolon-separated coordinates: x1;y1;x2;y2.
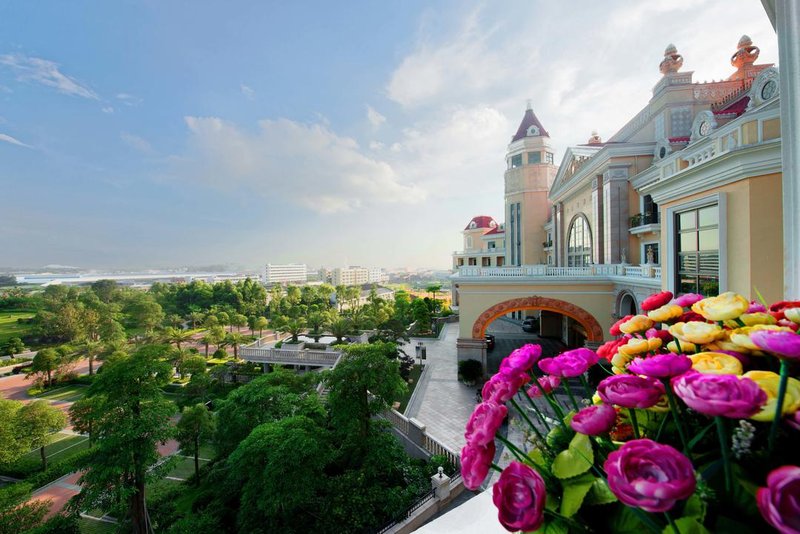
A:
0;1;777;270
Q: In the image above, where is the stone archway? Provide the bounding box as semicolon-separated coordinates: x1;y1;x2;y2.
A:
471;296;604;342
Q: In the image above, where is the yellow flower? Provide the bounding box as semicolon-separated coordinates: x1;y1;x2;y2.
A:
669;321;723;345
667;340;697;353
785;307;800;325
646;395;670;413
647;304;684;323
689;352;743;375
591;392;603;405
730;325;795;350
726;312;777;327
692;292;750;321
618;337;662;356
611;352;632;373
743;370;800;422
619;315;655;335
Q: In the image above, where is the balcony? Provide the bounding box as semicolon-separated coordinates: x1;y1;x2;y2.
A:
629;212;661;235
453;264;661;285
542;240;554;251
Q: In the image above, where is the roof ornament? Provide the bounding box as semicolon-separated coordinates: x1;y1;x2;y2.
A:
526;99;532;110
731;35;759;69
587;130;602;144
659;43;683;75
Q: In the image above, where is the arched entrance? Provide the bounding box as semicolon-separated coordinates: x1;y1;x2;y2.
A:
617;291;638;317
471;296;604;342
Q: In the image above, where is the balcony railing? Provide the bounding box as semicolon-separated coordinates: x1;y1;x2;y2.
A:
240;345;342;366
455;263;661;281
629;212;660;228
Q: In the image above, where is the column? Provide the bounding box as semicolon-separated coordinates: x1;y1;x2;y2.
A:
591;175;604;264
555;202;564;266
602;165;630;264
775;1;800;298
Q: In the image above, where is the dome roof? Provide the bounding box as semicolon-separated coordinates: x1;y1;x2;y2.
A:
464;215;497;231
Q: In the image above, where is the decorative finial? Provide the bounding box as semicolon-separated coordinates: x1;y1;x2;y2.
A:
438;466;444;479
526;99;532;110
659;44;683;75
731;34;759;69
587;130;602;144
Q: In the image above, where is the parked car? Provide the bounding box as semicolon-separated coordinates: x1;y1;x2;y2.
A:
522;318;537;333
485;334;495;350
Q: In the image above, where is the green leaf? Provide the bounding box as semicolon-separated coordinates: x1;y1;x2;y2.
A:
552;433;594;479
527;519;569;534
662;517;710;534
683;494;706;521
584;478;618;506
560;473;595;517
688;421;715;450
529;446;547;467
546;424;573;451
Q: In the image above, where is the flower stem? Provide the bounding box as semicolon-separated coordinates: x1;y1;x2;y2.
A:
673;338;683;353
543;509;590;533
629;408;641;439
543;390;568;423
663;512;680;534
564;381;581;411
630;508;662;534
520;389;552;432
579;374;593;398
768;358;789;454
495;433;528;464
510;397;547;446
716;416;732;494
663;380;692;462
490;462;503;473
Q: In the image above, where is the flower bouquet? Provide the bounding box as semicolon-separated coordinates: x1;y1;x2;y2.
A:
462;291;800;533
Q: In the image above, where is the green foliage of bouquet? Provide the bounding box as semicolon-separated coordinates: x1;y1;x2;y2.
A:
462;292;800;533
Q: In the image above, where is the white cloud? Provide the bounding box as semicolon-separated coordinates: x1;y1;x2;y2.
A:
102;106;114;114
0;133;31;148
120;132;154;154
366;105;386;127
171;116;426;214
240;84;255;100
115;93;142;106
0;53;98;99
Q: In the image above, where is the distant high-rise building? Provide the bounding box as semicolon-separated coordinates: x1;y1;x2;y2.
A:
264;263;308;284
331;266;384;286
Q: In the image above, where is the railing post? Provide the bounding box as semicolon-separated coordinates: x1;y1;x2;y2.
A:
431;467;451;500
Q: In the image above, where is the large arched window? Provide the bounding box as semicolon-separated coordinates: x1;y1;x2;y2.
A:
567;215;593;267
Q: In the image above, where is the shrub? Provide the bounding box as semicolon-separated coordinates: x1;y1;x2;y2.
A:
428;454;457;477
458;359;483;384
25;514;80;534
212;349;226;359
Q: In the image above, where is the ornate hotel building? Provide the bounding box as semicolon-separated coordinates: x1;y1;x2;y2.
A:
452;36;785;367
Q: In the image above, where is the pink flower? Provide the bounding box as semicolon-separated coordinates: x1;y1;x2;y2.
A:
748;301;768;313
751;330;800;360
756;465;800;534
671;372;767;418
460;441;496;491
597;374;665;408
482;370;530;404
787;411;800;432
492;461;546;532
499;344;542;373
570;404;617;435
604;439;696;512
642;291;673;312
674;293;704;307
628;353;693;378
464;401;507;446
538;348;598;378
610;315;634;336
526;376;560;398
646;328;674;343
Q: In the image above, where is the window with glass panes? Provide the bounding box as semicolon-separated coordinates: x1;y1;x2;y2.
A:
510;154;523;168
528;152;541;164
676;204;719;295
567;215;592;267
545;152;554;164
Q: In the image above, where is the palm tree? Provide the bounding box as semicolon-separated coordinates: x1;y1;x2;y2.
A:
284;318;306;343
328;317;352;344
187;311;206;329
164;327;194;351
224;332;245;360
81;340;103;376
306;312;326;342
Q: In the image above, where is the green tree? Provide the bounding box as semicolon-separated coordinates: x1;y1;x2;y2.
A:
69;345;175;534
126;295;165;333
0;482;50;534
187;311;206;329
176;404;215;483
231;313;248;332
328;316;352;343
323;342;406;444
306;312;327;342
80;339;103;376
0;398;24;464
284;317;306;343
216;311;230;332
1;337;24;356
91;279;119;303
426;283;442;314
163;327;194;351
223;332;245;359
17;400;67;470
28;348;59;387
68;395;104;446
179;355;207;378
253;316;268;337
410;298;432;332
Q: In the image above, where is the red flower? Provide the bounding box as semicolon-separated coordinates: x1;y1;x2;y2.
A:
597;337;629;361
610;315;634;336
678;311;707;323
642;291;674;312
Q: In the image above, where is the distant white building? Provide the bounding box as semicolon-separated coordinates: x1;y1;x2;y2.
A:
264;263;308;284
331;266;384;286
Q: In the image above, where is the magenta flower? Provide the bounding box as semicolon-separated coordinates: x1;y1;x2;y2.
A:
538;348;598;377
604;439;696;512
787;411;800;432
464;401;507;446
460;441;496;491
597;374;665;408
499;344;542;373
757;465;800;534
751;330;800;360
674;293;704;307
748;301;768;313
492;461;546;532
642;291;674;312
570;404;617;435
482;370;529;404
526;376;560;398
629;353;693;378
671;372;767;418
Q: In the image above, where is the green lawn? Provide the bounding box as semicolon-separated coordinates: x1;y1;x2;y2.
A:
0;311;35;345
78;517;118;533
20;433;90;464
395;364;423;413
168;455;211;480
34;384;88;403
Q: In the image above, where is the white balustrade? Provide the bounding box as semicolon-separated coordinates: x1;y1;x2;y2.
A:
456;263;660;281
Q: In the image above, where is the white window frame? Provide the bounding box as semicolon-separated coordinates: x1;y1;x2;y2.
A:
640;240;660;265
665;193;727;294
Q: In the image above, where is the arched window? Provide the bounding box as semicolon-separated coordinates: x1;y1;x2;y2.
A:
567;215;592;267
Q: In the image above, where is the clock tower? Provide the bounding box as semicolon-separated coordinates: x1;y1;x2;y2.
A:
504;102;558;266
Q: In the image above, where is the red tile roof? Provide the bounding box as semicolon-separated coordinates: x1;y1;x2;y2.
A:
484;226;504;235
511;108;549;142
713;96;750;117
464;215;497;231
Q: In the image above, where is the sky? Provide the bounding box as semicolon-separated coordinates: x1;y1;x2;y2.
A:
0;1;778;271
